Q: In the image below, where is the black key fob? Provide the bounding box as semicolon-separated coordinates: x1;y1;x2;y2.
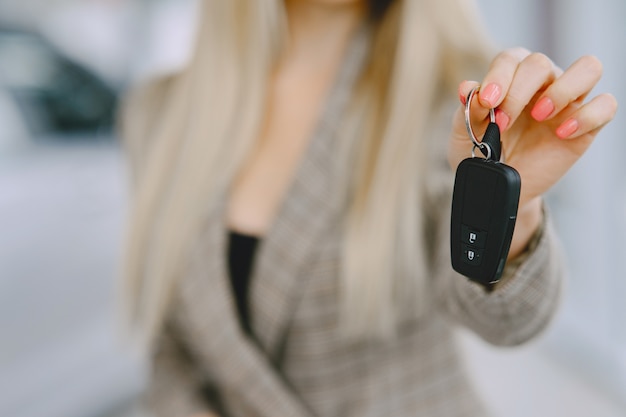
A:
451;156;521;286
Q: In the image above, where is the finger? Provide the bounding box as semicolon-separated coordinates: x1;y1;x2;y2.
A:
497;52;560;130
458;80;491;132
556;93;618;139
459;80;515;133
530;55;603;122
478;47;532;108
458;80;480;106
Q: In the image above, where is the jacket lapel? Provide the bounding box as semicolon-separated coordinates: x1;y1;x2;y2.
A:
250;28;370;358
173;196;316;417
249;112;343;357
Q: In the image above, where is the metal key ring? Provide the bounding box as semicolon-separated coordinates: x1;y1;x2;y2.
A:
472;143;491;160
465;86;496;159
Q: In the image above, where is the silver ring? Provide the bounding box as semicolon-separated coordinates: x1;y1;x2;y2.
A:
465;86;496;154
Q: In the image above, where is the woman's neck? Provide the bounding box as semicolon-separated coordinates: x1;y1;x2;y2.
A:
282;0;367;67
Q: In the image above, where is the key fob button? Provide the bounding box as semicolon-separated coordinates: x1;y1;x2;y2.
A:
461;225;487;248
462;245;483;266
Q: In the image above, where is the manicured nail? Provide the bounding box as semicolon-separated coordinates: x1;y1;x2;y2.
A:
495;109;510;131
481;83;501;107
531;97;555;121
459;93;467;105
458;82;468;105
556;118;579;139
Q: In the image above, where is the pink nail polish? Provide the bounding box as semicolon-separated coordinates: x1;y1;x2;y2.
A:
459;93;467;105
481;83;501;107
556;118;579;139
531;97;555;121
495;109;510;131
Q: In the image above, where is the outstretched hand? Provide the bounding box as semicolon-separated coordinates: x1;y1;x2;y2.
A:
448;48;617;259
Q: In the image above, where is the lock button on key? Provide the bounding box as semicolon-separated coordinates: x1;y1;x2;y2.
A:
461;225;487;248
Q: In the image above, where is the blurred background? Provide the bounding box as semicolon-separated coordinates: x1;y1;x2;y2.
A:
0;0;624;416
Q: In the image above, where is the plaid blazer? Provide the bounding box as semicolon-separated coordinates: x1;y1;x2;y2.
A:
131;30;564;417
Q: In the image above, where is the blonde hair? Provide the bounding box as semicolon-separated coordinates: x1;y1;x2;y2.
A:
122;0;493;344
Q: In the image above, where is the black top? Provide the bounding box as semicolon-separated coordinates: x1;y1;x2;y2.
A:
227;230;260;335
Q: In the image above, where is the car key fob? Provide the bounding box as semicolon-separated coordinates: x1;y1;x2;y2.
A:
451;88;522;287
450;153;520;286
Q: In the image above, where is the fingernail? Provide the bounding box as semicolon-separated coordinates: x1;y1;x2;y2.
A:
481;83;501;107
458;81;468;105
556;118;579;139
495;109;510;131
531;97;555;121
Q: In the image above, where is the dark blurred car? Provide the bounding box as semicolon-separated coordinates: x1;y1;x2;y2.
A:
0;28;118;135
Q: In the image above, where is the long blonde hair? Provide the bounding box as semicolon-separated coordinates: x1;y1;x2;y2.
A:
122;0;493;343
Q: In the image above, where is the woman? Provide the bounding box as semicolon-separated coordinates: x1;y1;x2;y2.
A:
122;0;617;416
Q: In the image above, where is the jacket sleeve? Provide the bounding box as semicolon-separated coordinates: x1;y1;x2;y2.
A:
425;100;565;347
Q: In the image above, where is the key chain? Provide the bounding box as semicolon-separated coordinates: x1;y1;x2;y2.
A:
464;86;499;160
450;86;521;287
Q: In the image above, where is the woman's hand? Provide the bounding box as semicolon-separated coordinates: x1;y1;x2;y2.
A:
448;48;617;258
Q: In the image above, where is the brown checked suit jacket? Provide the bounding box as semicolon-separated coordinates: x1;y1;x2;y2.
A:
126;31;564;417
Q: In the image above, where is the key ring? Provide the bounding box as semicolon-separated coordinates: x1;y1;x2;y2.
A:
465;86;496;160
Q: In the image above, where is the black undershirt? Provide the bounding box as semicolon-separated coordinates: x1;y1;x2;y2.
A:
227;230;260;335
